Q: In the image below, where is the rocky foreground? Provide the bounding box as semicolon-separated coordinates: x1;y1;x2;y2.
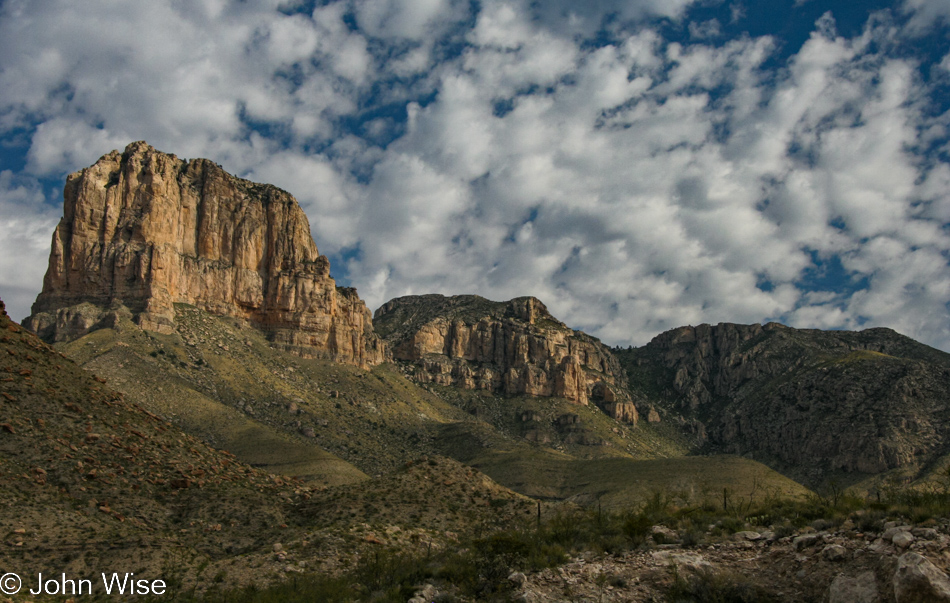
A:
407;519;950;602
548;527;948;602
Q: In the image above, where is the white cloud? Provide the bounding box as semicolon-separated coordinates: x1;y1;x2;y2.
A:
689;19;721;40
0;172;59;323
2;0;950;354
902;0;950;32
355;0;467;40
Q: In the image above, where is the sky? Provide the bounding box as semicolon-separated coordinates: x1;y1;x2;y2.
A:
3;0;950;350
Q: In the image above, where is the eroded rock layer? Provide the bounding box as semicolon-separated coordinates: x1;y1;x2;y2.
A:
374;294;637;422
25;142;384;367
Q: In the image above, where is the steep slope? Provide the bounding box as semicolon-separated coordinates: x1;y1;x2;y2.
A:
618;322;950;487
0;296;316;587
25;141;384;367
374;294;638;422
0;296;569;592
58;302;471;479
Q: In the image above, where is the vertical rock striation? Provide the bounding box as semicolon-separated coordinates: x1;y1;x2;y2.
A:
25;142;384;367
373;294;637;422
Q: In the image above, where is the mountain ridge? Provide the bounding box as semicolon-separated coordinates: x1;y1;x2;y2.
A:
21;140;950;495
618;320;950;488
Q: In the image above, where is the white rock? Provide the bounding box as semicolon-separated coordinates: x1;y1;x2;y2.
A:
652;551;710;573
734;531;761;541
893;532;916;550
823;544;849;561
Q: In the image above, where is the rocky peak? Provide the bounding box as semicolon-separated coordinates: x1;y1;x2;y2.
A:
620;322;950;485
25;142;384;367
634;321;945;410
374;294;637;422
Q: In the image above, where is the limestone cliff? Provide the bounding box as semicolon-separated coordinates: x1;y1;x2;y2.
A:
25;142;384;367
374;294;637;422
617;322;950;485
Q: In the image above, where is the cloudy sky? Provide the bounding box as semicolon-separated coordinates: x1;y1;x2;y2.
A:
2;0;950;350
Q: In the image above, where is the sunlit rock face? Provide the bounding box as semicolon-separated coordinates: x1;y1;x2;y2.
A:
374;294;637;422
25;141;384;368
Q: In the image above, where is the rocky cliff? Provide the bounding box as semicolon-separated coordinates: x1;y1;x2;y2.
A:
374;294;638;422
617;322;950;484
24;142;384;367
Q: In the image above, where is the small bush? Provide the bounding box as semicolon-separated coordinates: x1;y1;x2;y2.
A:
665;567;778;603
622;512;653;546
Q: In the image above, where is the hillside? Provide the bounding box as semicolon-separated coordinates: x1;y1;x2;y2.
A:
617;322;950;489
55;301;807;509
0;296;311;588
0;296;554;593
58;302;466;480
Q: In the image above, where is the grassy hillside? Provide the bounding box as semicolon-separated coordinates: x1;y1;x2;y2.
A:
60;304;474;481
471;453;810;509
53;304;815;516
1;297;571;594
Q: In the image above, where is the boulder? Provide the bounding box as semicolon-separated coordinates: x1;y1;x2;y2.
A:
894;552;950;602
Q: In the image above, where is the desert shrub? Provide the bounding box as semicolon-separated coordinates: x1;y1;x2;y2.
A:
622;512;653;546
665;567;778;603
712;516;745;536
679;529;706;548
354;547;432;599
437;531;534;599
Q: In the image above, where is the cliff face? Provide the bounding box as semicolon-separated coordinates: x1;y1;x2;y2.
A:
25;142;384;367
374;294;638;422
618;322;950;484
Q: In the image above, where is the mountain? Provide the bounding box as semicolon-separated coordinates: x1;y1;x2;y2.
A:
15;143;816;503
24;141;384;367
618;321;950;488
374;294;639;423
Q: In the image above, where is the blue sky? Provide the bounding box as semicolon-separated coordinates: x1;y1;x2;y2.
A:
3;0;950;350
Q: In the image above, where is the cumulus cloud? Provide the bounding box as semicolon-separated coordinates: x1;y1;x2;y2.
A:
0;172;59;322
1;0;950;352
902;0;950;32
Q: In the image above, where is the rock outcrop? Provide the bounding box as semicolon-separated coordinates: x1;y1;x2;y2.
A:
25;142;384;367
617;322;950;485
374;294;637;422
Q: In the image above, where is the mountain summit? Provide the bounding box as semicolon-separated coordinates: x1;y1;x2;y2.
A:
374;294;638;422
25;142;384;367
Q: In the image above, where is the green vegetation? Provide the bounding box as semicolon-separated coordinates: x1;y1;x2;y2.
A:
155;479;950;602
666;566;778;603
473;454;811;509
58;305;474;481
